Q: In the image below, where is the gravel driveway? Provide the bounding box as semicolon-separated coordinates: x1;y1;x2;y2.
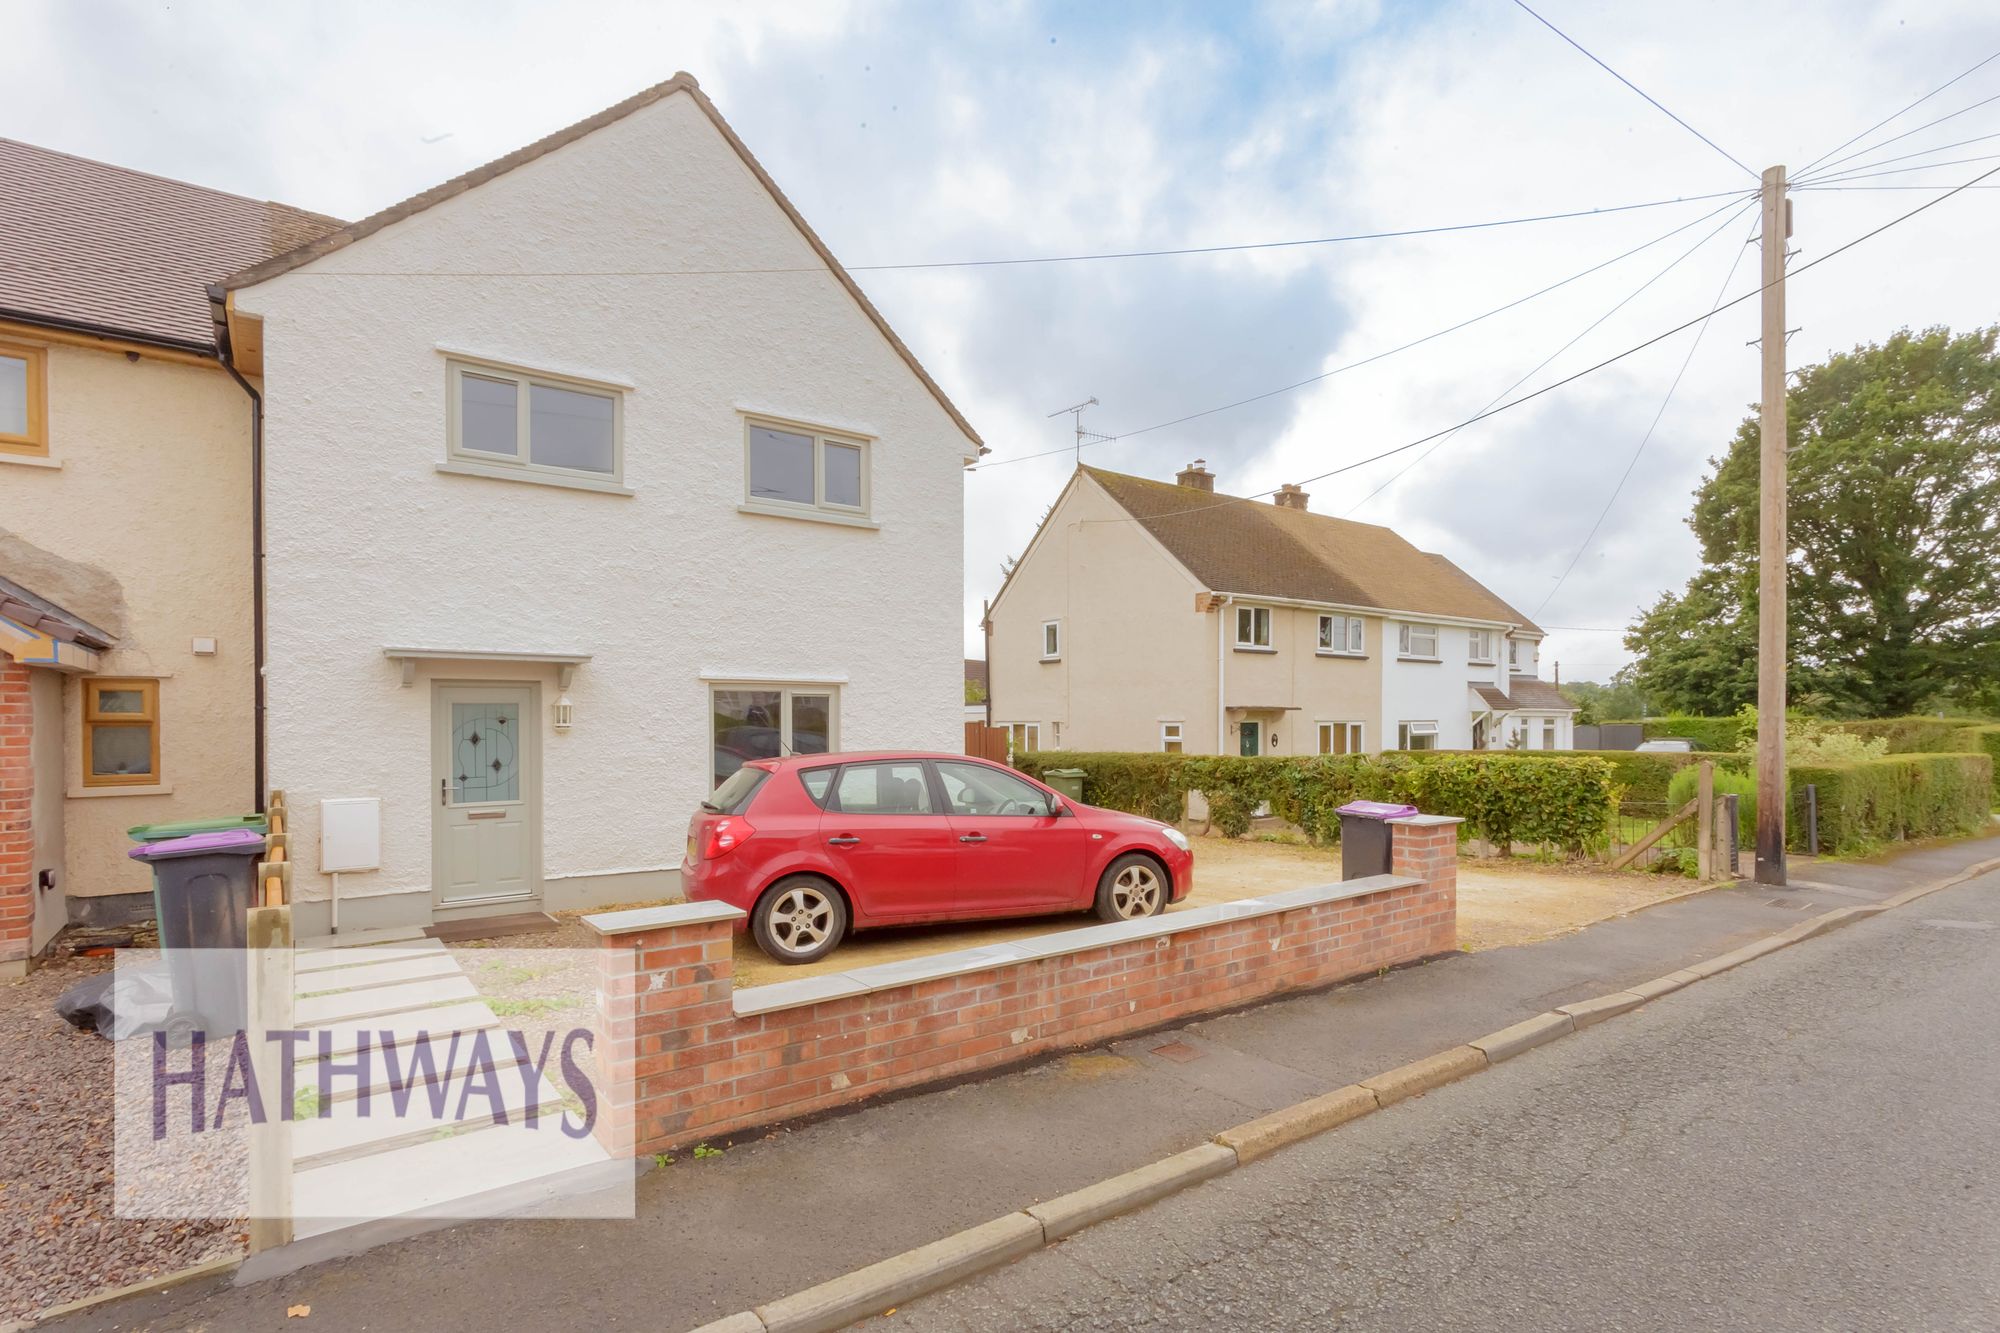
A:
0;941;243;1322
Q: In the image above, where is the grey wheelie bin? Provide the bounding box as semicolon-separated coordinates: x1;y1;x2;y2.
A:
127;828;267;1040
1335;800;1417;880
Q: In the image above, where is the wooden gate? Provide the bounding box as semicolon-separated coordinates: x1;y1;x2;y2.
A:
964;721;1010;764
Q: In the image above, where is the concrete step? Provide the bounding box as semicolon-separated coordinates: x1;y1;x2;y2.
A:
295;940;447;976
295;1001;503;1064
306;1032;562;1105
296;975;479;1026
290;1116;621;1237
295;952;461;996
296;925;427;951
291;1054;567;1169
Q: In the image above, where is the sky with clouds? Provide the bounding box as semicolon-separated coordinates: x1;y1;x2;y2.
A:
8;0;1998;678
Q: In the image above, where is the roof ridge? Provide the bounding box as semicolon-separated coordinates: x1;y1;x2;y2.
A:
0;136;332;224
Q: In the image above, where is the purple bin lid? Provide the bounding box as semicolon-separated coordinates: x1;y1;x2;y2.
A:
1335;800;1419;820
128;828;268;861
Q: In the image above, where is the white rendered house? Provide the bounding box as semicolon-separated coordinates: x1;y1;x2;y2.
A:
218;75;983;933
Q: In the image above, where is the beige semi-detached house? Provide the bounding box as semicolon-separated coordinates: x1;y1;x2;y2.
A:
985;462;1576;761
0;140;341;973
216;74;983;934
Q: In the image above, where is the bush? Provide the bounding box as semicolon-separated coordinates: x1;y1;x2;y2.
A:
1647;714;1751;751
1953;725;2000;782
1789;752;1994;854
1666;765;1758;844
1420;747;1745;805
1017;750;1615;855
1834;716;1993;754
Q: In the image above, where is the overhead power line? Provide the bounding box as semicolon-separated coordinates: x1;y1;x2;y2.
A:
1345;199;1756;514
1075;162;2000;526
1796;88;2000;183
1801;150;2000;187
1508;0;1758;179
971;192;1752;470
211;189;1753;279
1533;211;1761;620
1795;127;2000;183
1796;48;2000;177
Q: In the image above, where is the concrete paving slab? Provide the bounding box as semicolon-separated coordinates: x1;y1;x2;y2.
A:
296;953;462;995
294;940;448;975
295;1002;502;1062
296;975;479;1026
295;925;427;950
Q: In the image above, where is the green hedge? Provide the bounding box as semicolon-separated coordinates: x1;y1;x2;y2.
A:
1790;752;1994;854
1600;715;1753;752
1017;751;1614;854
1665;765;1759;844
1951;724;2000;774
1416;747;1747;805
1832;716;1994;753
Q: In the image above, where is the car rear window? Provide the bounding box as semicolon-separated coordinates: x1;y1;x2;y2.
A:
704;765;770;815
799;766;838;808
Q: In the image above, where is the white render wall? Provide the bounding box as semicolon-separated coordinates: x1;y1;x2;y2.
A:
236;90;970;914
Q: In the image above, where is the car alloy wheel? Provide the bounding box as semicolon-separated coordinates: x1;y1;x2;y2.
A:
768;883;834;955
1094;853;1167;923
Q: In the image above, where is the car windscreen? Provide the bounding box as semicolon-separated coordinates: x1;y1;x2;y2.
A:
703;765;770;815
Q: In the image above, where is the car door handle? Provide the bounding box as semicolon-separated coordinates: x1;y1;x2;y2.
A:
958;833;987;844
827;835;861;847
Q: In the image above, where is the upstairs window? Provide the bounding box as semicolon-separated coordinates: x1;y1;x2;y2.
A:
1318;615;1364;655
0;341;48;458
1235;605;1273;649
1467;629;1495;663
1041;620;1061;660
1397;623;1440;659
745;417;869;519
448;360;621;482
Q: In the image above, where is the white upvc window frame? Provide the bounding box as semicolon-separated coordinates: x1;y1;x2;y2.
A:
1467;628;1496;663
1234;604;1274;651
1317;614;1364;656
1161;721;1184;754
1541;717;1558;750
1316;720;1364;755
1004;722;1040;756
707;682;840;789
742;413;872;523
1397;720;1440;751
1041;620;1062;661
446;357;625;486
1397;622;1441;660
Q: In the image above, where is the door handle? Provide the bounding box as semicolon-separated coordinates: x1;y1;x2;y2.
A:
827;835;861;847
440;777;448;807
958;833;988;844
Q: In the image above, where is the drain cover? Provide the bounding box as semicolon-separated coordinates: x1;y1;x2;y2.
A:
1151;1040;1204;1064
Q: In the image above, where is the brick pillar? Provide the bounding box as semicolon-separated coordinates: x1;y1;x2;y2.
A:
588;902;742;1157
1389;813;1461;955
0;658;35;972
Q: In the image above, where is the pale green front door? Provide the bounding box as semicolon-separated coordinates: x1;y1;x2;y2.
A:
432;683;538;908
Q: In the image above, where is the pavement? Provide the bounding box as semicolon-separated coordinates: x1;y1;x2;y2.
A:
890;862;2000;1331
35;836;2000;1331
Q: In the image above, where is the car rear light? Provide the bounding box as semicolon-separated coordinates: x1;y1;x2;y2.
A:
700;815;755;860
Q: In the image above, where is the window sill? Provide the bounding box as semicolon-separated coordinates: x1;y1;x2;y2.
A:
1315;651;1369;660
1040;656;1061;664
1232;645;1277;654
1;452;60;470
1397;656;1443;664
69;782;173;799
436;460;634;496
737;503;880;530
1469;659;1496;667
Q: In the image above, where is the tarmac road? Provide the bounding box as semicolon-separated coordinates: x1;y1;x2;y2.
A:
891;871;2000;1332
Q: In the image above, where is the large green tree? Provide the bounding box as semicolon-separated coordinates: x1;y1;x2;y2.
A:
1627;326;2000;717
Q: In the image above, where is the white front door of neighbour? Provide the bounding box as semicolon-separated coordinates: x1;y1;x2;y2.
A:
433;683;538;908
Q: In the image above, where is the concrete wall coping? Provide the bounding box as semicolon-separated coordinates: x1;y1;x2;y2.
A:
730;874;1421;1019
582;900;746;936
1386;813;1465;828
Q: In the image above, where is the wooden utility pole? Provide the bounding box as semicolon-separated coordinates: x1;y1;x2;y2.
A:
1754;165;1790;886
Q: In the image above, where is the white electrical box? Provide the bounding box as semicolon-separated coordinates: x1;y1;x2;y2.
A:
320;798;381;872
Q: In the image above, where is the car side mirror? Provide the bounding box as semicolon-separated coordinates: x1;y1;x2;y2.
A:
1050;796;1073;817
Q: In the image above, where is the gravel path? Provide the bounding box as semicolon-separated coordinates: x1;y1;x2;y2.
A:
0;937;243;1322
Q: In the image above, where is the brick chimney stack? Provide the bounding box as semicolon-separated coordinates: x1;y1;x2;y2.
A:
1175;459;1214;492
1273;483;1309;511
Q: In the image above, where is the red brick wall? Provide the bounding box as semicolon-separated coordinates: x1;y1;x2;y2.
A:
0;658;35;968
592;817;1459;1156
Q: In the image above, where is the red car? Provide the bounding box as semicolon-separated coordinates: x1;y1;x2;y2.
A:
683;752;1194;963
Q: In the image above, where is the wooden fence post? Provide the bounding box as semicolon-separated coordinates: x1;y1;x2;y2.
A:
245;902;293;1252
1696;760;1714;881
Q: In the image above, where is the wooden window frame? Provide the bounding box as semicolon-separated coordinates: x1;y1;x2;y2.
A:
0;340;49;458
83;678;161;787
1316;721;1364;755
